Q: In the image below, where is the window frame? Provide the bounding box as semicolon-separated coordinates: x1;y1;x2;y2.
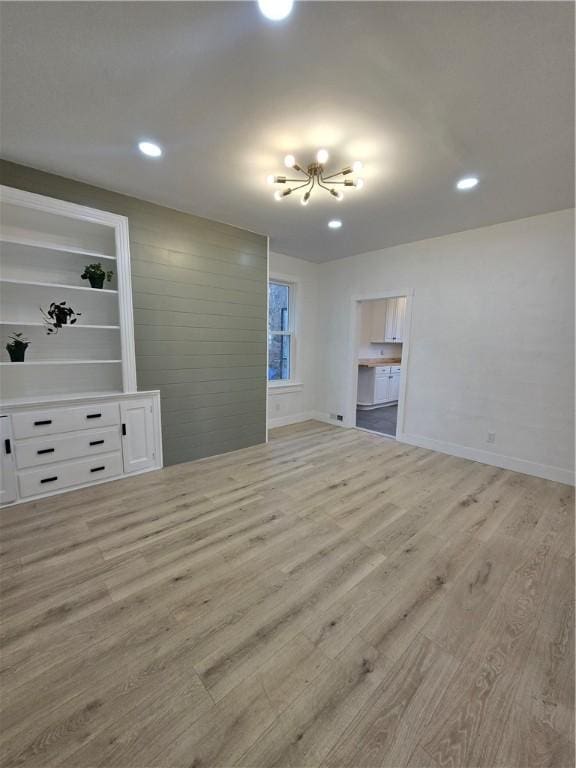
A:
268;277;298;388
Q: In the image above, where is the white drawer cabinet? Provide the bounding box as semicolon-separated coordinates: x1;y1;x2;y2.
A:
15;427;121;469
18;452;123;499
12;403;120;439
1;391;162;506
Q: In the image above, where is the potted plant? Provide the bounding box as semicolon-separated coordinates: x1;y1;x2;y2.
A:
6;332;30;362
40;301;82;334
81;263;114;289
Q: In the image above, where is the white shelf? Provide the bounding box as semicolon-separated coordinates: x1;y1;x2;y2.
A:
0;278;118;294
0;320;120;330
1;360;122;366
0;234;116;261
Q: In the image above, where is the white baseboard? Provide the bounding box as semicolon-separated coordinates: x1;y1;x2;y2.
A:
267;416;573;485
399;432;575;486
268;411;317;429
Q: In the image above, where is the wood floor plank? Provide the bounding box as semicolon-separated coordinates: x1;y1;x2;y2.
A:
320;634;459;768
0;420;572;768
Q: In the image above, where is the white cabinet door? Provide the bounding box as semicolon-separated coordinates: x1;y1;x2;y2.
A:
369;300;388;342
388;372;401;401
374;376;390;404
120;399;156;474
394;297;407;342
383;298;396;342
0;416;18;505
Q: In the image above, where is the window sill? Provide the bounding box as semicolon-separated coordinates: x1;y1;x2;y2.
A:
268;382;303;394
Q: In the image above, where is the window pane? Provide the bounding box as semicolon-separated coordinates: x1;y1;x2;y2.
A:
268;333;291;381
269;282;289;332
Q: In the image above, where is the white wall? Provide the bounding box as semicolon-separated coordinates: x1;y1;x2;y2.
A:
317;210;575;484
268;251;320;428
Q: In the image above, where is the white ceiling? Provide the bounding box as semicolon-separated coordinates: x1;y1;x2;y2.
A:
1;1;573;262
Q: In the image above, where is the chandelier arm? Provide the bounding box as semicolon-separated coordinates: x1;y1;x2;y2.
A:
316;178;335;192
289;180;313;193
322;171;347;181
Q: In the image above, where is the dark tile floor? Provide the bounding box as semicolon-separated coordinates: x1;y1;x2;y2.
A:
356;404;398;436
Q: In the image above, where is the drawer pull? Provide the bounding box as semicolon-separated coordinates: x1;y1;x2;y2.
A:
40;476;58;484
4;439;11;455
90;466;105;473
86;413;102;420
89;439;105;446
34;420;52;426
37;448;55;455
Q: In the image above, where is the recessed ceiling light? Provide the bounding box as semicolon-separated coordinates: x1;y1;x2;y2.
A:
328;219;342;229
456;176;479;190
138;141;163;158
258;0;294;21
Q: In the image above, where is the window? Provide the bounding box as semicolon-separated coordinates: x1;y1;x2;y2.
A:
268;280;294;382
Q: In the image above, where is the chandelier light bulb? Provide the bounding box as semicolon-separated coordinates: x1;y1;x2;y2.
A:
273;190;283;201
316;148;329;164
282;187;293;197
284;154;296;168
355;178;365;190
301;191;311;206
267;174;276;185
352;161;363;173
330;188;344;201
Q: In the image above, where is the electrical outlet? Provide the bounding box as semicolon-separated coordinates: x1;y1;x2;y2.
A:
337;414;344;422
487;432;496;444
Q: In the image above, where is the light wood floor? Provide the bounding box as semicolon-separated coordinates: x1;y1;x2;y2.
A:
1;421;574;768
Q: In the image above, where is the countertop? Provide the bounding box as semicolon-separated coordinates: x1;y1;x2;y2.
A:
358;358;402;367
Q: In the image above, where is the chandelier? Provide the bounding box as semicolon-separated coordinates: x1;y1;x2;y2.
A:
267;149;364;206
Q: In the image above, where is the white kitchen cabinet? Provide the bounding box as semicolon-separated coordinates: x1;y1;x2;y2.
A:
121;398;157;474
392;297;406;342
0;416;17;506
369;297;407;343
374;376;389;403
388;372;400;401
357;365;402;407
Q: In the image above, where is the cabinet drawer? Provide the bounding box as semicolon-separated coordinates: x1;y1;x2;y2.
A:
391;366;402;374
18;452;123;499
11;403;120;439
375;366;392;376
15;427;121;469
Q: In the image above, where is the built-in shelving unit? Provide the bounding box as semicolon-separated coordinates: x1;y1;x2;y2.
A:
0;185;136;401
0;186;163;508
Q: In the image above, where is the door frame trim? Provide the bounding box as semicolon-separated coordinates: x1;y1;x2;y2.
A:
347;289;415;439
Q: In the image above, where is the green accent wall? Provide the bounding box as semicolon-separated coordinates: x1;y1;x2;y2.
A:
0;160;268;465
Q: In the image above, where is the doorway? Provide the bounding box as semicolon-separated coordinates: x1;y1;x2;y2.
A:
348;291;412;440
